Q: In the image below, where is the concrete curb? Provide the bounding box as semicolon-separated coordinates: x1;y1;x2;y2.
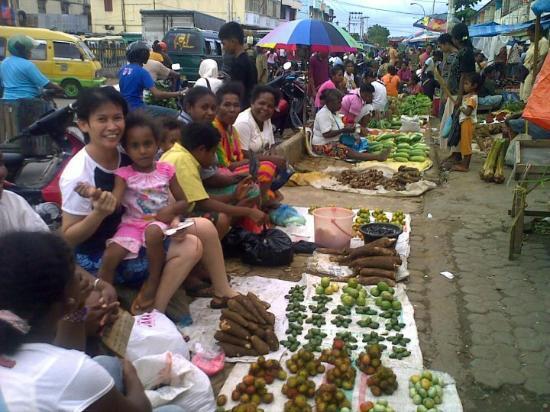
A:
273;130;305;165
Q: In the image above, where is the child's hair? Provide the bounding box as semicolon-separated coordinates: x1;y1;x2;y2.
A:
181;122;221;151
451;23;473;48
388;65;397;76
360;83;375;94
251;84;281;106
219;21;244;45
0;232;74;355
344;59;354;68
184;86;216;111
215;81;244;104
160;117;183;140
75;86;128;121
121;110;161;148
330;66;343;78
363;69;376;82
464;72;482;91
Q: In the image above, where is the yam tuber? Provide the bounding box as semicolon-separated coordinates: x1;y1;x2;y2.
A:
250;335;270;355
247;292;274;325
351;255;402;270
219;319;250;340
221;309;249;328
356;276;397;286
316;247;347;255
365;237;396;249
264;329;279;351
358;268;396;280
214;331;252;348
235;295;265;324
227;299;259;324
218;342;258;357
348;245;397;260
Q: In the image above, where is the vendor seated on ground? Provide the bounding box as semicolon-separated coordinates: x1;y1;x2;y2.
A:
161;122;269;239
505;114;550;140
340;83;375;135
312;89;389;162
211;82;287;207
478;65;503;110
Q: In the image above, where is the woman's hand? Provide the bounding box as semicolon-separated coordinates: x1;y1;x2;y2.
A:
92;190;118;218
96;279;118;305
248;208;269;224
342;126;356;134
85;301;120;336
233;176;254;202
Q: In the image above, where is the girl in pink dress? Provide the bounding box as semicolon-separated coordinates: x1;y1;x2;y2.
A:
77;112;189;314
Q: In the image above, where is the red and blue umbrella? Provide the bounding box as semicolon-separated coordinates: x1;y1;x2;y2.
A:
257;19;360;52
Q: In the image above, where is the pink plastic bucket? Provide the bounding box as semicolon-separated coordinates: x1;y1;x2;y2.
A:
312;207;355;249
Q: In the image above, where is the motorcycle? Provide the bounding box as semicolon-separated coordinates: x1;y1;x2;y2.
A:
1;96;84;229
268;61;307;132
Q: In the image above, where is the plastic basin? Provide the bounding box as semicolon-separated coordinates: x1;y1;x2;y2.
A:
312;207;354;249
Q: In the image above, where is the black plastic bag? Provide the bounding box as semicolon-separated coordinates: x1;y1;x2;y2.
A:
241;228;294;267
447;107;461;148
221;227;247;258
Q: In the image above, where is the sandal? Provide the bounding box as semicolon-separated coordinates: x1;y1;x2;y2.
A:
130;290;156;315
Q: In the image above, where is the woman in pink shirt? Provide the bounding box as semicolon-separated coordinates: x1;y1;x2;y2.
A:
315;66;344;109
340;83;375;125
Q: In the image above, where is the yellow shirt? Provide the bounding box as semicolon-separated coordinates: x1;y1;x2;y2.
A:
160;143;209;210
149;51;164;63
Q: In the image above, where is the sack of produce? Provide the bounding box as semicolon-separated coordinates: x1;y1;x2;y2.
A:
269;204;306;227
241;228;294;266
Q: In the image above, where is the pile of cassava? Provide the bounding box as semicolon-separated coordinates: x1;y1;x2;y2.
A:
318;237;401;286
337;167;421;191
215;293;279;357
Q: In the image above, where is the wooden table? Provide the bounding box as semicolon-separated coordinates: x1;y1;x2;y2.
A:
508;140;550;259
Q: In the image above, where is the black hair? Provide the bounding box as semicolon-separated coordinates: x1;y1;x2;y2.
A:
219;21;244;45
323;88;343;103
425;71;435;80
127;46;150;64
438;33;454;45
75;86;128;121
344;59;354;67
412;74;421;83
152;40;162;53
388;65;397;75
360;83;375;94
159;117;183;143
363;69;376;80
215;81;244;104
121;110;161;148
251;84;281;106
181;123;221;151
0;232;74;355
330;66;343;78
184;86;216;111
433;50;443;61
451;23;473;49
464;72;483;90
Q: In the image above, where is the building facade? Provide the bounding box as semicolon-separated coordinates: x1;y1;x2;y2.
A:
90;0;301;33
297;0;334;21
472;0;535;25
1;0;91;32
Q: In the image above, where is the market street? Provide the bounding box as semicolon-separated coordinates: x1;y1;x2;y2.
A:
268;150;550;411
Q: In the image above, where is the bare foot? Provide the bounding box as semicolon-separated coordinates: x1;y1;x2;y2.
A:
130;286;156;315
451;164;469;172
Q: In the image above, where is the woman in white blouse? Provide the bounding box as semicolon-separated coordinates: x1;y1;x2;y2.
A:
233;85;287;170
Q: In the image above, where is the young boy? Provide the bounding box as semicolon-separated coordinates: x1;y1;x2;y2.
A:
452;72;481;172
158;117;183;154
219;22;258;108
343;59;357;92
160;123;267;238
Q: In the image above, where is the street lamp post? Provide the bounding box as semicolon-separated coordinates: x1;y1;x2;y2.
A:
410;2;426;18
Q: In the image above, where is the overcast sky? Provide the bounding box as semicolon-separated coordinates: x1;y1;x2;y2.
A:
314;0;452;36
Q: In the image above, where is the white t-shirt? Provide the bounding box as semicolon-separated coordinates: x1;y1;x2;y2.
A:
424;56;435;74
357;103;374;123
60;147;120;216
0;343;114;412
313;105;344;145
143;59;171;82
371;80;388;112
234;108;275;153
0;190;49;233
194;77;223;93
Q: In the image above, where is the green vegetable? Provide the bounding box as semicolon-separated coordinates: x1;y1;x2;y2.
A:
493;139;509;184
398;94;432;116
480;138;504;182
410;156;426;162
393;157;408;162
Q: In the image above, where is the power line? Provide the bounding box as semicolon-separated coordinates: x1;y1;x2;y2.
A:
332;1;425;16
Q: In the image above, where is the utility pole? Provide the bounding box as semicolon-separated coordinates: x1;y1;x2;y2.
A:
447;0;454;32
348;13;351;32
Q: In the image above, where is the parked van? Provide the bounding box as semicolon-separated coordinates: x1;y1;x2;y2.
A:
163;28;222;81
0;26;106;97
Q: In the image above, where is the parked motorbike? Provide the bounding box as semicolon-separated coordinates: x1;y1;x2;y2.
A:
1;98;84;229
268;61;306;131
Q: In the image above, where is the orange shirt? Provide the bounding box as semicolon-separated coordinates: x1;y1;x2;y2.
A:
382;74;400;97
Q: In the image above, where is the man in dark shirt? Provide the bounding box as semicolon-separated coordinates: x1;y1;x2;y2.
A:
308;51;329;98
219;22;257;108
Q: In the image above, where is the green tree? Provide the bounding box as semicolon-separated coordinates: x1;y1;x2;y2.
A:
367;24;390;47
454;0;481;22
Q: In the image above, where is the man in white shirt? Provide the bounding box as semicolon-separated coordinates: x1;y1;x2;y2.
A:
363;70;387;116
0;151;49;233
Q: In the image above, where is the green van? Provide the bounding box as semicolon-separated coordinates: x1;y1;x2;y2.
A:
163;28;222;81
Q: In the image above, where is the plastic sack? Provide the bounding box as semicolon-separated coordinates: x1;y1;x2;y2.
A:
269;204;306;227
447;109;461;148
400;115;421;132
441;115;453;138
126;310;189;361
134;351;216;412
221;227;247;258
523;53;550;130
241;228;294;266
191;343;225;376
505;134;532;167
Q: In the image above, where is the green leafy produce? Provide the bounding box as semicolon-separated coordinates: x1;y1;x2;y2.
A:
399;94;432;116
480;138;504;182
